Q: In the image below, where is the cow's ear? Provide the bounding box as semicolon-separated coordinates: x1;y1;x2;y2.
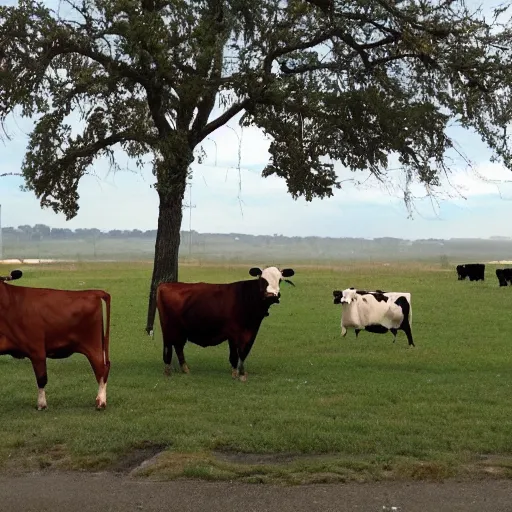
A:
249;267;262;277
281;268;294;278
10;270;22;280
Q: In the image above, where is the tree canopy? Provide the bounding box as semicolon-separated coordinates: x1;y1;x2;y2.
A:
2;0;512;211
2;0;512;331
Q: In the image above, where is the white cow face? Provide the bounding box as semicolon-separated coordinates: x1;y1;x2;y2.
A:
249;266;295;299
339;288;358;305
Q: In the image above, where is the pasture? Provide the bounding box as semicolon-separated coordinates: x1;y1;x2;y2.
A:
0;261;511;483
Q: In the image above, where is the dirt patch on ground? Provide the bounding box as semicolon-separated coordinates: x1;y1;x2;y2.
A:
213;451;306;466
107;442;169;474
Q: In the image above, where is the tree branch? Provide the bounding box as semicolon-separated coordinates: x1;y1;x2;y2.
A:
59;130;155;167
46;39;149;86
190;2;228;141
190;71;222;142
359;34;400;49
373;0;452;38
268;25;401;77
0;172;22;177
146;86;173;136
263;29;339;74
280;61;340;74
304;0;334;14
304;0;452;39
195;98;251;144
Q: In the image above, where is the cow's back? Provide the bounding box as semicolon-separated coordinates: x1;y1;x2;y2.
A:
157;281;250;345
2;286;104;339
157;282;238;318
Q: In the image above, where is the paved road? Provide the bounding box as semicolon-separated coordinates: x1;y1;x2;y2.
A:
1;472;511;512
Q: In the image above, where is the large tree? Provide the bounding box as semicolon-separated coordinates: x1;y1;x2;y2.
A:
2;0;512;333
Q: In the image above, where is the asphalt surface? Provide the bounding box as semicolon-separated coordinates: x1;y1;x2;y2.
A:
0;472;511;512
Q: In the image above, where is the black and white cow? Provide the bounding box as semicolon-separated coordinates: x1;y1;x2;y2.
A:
456;263;485;281
333;288;414;347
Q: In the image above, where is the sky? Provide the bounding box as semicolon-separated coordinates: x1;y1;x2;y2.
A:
1;1;512;240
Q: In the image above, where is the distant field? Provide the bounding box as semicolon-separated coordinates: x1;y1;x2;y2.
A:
0;261;511;483
4;234;512;263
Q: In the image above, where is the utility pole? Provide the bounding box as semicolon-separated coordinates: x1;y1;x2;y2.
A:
0;204;3;261
187;179;196;259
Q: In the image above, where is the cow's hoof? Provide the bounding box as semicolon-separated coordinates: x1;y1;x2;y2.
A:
239;373;248;382
37;404;47;411
164;364;172;376
95;398;107;410
181;364;190;374
231;369;239;379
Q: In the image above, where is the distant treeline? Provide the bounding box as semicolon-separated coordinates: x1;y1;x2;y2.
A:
2;225;156;240
2;224;512;262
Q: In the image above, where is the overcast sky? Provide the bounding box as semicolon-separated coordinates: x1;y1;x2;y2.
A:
2;1;512;240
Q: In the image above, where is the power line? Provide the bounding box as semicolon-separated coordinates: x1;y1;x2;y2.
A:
0;204;2;260
187;179;196;258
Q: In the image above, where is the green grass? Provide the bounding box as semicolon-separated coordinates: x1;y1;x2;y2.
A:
0;260;511;482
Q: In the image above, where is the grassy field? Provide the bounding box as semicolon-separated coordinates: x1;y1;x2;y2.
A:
0;261;511;483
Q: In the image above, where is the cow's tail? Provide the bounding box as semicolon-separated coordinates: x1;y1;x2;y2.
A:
151;285;163;340
146;284;161;339
100;292;111;374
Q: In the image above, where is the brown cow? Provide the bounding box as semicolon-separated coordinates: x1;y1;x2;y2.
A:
0;269;111;410
156;266;295;381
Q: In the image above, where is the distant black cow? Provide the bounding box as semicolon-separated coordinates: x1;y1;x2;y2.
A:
496;268;512;287
456;263;485;281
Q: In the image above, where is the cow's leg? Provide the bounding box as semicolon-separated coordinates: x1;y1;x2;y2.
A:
173;339;190;374
237;354;247;382
31;357;48;411
228;339;239;379
341;325;347;337
355;329;361;339
390;328;398;342
160;322;174;376
237;335;258;382
161;325;188;375
85;352;109;409
163;340;173;376
401;322;415;347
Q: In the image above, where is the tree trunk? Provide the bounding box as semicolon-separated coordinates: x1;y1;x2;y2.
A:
145;182;186;335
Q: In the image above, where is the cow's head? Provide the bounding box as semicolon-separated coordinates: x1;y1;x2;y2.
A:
338;288;358;305
0;270;22;282
249;266;295;303
333;290;343;304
